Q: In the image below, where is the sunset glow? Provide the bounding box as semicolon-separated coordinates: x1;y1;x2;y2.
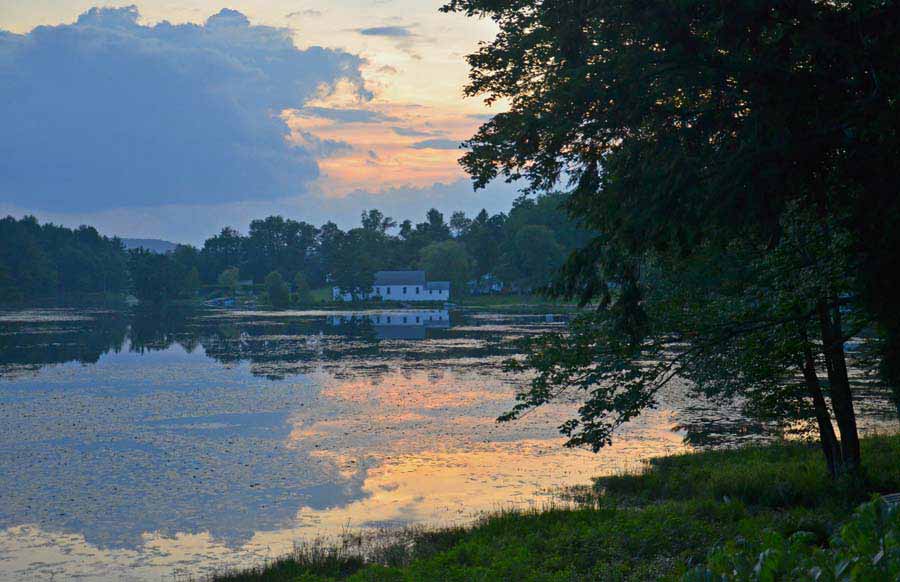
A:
0;1;506;239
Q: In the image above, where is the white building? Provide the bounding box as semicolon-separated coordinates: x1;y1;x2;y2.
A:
332;270;450;302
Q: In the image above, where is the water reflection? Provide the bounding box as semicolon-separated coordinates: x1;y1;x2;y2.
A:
0;307;896;581
329;309;450;340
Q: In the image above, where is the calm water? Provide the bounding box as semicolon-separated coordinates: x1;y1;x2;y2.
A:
0;307;896;581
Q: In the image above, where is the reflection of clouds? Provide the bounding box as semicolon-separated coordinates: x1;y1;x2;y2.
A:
0;366;370;553
2;307;897;580
319;370;508;410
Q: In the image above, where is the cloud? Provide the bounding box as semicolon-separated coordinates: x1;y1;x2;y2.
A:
297;107;399;123
358;25;413;37
410;139;462;150
293;131;354;157
0;6;367;211
392;126;434;137
286;9;323;18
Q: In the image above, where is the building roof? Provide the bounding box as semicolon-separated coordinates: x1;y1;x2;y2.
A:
426;281;450;291
374;270;426;285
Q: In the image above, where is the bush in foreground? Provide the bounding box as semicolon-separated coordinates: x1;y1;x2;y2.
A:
685;497;900;581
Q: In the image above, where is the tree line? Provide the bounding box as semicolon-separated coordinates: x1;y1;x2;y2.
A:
0;215;129;302
0;193;588;306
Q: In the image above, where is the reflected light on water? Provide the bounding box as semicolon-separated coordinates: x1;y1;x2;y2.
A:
0;307;895;581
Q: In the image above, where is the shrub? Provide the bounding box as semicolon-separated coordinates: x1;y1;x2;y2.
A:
684;497;900;581
265;271;291;308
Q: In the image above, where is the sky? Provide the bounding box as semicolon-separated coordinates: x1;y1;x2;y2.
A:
0;1;518;244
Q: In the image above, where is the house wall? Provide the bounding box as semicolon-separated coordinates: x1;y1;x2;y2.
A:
332;285;449;302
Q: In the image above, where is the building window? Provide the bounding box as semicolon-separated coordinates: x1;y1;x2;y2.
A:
403;316;407;323
386;287;391;295
415;286;420;294
387;316;391;323
403;286;407;294
416;316;420;323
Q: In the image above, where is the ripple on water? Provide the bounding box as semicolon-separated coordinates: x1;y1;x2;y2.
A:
0;307;895;581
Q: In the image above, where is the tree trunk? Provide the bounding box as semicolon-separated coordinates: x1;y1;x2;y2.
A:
800;343;841;478
816;300;861;473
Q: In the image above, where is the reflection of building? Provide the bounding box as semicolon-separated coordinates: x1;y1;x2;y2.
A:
332;271;450;302
330;310;450;340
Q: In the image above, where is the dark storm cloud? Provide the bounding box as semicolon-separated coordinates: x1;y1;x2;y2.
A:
0;6;367;211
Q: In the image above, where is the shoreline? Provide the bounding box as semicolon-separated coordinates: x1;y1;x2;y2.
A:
214;432;900;581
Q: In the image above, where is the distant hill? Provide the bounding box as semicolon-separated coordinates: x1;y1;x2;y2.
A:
120;238;179;254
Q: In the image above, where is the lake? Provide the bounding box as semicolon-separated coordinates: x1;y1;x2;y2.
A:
0;306;896;581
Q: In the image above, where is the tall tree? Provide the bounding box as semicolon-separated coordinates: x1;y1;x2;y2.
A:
317;221;345;285
244;216;319;284
361;209;397;233
419;240;472;298
217;267;240;297
0;216;128;302
498;225;565;292
450;211;473;238
200;227;245;284
461;209;506;280
444;0;900;474
330;229;378;300
264;271;291;308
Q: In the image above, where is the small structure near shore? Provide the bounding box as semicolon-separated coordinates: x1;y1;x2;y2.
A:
332;270;450;302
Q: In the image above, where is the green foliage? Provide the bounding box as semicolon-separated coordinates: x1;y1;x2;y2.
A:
330;229;378;300
360;209;396;233
501;203;873;474
418;240;471;297
498;224;564;292
294;273;312;304
1;201;589;306
201;227;244;284
442;0;900;469
685;498;900;582
218;267;241;296
128;249;182;304
596;436;900;511
457;208;505;280
244;216;320;284
0;215;128;302
183;267;201;297
265;271;291;308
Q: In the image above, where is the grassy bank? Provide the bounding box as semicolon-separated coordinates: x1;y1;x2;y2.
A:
215;434;900;581
458;294;576;309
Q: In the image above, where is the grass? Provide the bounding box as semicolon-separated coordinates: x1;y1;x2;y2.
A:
458;294;576;309
309;287;334;303
213;433;900;582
